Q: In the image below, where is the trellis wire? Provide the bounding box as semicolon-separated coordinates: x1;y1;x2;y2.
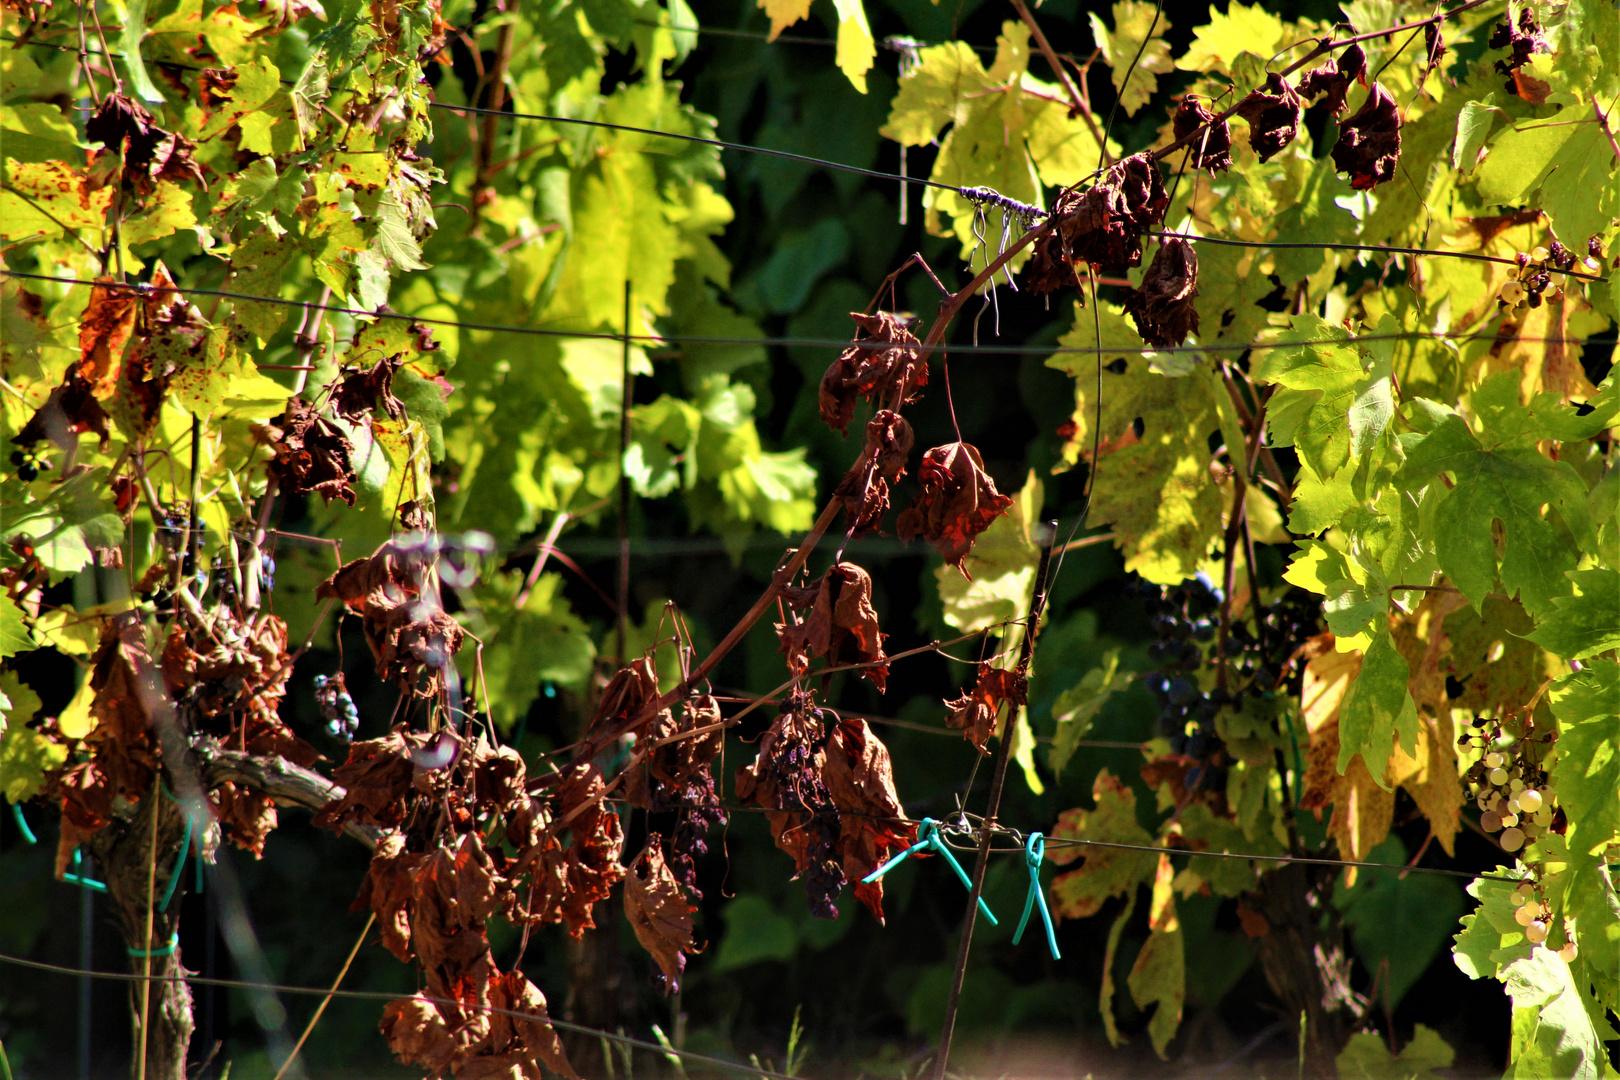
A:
0;953;812;1080
2;271;1608;359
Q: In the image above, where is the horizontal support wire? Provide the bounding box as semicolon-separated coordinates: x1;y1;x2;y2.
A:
2;271;1604;359
0;952;810;1080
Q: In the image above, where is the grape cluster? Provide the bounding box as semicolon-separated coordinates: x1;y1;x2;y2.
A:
8;448;51;483
1496;241;1577;315
314;672;360;739
1133;575;1324;791
260;552;276;597
761;694;845;919
1134;575;1222;761
1460;714;1556;855
651;773;729;893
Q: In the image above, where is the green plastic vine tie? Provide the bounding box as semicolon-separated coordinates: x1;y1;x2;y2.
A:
127;932;180;959
63;849;108;893
861;819;997;925
1011;832;1059;960
10;805;36;845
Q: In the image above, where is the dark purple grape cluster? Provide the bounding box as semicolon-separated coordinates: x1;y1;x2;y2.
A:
260;552;276;597
314;672;359;739
653;772;729;893
761;694;845;919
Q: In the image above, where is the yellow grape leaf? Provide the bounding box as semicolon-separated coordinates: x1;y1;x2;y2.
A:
1089;1;1173;118
1388;714;1462;857
1298;640;1393;883
1174;1;1288;78
757;0;811;40
1047;302;1227;584
0;160;112;241
831;0;875;94
121;180;197;249
1126;853;1185;1058
57;676;95;740
1050;769;1159;918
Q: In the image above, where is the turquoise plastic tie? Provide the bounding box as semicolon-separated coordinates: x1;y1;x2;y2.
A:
63;848;108;893
158;812;194;913
128;931;180;959
1011;832;1060;960
860;818;997;925
10;805;36;845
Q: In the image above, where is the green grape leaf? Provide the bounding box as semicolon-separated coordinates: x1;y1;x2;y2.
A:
1089;2;1173;119
0;667;61;804
1254;315;1393;482
1270;156;1359;283
1526;569;1620;660
121;180;197;249
1049;769;1159;919
1048;648;1127;778
712;895;798;971
1336;1024;1455;1080
199;56;281;140
1501;947;1612;1080
1454;871;1535;982
1097;889;1137;1047
1336;626;1419;785
1547;659;1620;858
116;0;168;104
1174;803;1280;896
1334;837;1468;1008
1397;378;1594;617
1476;107;1620;250
229;232;298;340
1453;95;1501;174
0;596;33;659
1126;863;1184;1059
458;572;596;732
0;102;83;163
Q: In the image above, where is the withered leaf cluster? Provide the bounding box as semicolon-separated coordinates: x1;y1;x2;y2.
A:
943;663;1029;753
1331;83;1402;190
1122;237;1201;348
317;540;466;696
1234;73;1303;163
819;312;927;435
1171;95;1232;172
833;409;913;536
1490;8;1547;79
1296;41;1367;117
776;562;889;691
267;397;359;506
736;692;915;921
1027;154;1169;292
896;441;1013;575
86;93;205;195
332;355;408;422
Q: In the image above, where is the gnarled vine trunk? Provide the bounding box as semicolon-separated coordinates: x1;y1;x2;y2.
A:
89;789;193;1080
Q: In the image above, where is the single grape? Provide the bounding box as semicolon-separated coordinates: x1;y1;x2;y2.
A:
1533;807;1553;827
1509;776;1525;793
18;462;37;482
1518;789;1542;813
1558;941;1577;962
1501;812;1519;828
1489;766;1509;786
1515;903;1536;926
1167;678;1195;705
1485;751;1504;768
1525;919;1548;944
1509;889;1527;906
1481;810;1502;832
1500;827;1526;852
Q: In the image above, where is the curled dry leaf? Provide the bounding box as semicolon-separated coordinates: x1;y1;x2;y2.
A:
78;278;139;401
1331;83;1402;191
590;657;666;740
314;729;421;833
833;409;913;536
1296;41;1367;117
1171;94;1232;172
317;541;466;696
896;442;1013;576
268;397;359;506
625;694;724;810
819;312;926;435
10;369;112;449
1490;8;1547;79
1234;73;1302;163
333;355;408;422
1422;24;1445;72
210;780;278;856
85;610;160;805
85;93;205;194
775;562;889;691
1026;154;1168;294
163;611;316;765
821;717;915;922
381;971;577;1080
943;663;1029;753
624;836;698;994
1122;237;1201;348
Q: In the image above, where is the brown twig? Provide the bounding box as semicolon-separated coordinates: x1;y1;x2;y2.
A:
934;522;1058;1080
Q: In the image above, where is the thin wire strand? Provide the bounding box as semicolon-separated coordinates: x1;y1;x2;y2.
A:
3;270;1606;358
0;953;811;1080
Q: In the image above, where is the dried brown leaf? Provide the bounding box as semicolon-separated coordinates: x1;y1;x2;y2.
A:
895;442;1013;575
624;836;697;993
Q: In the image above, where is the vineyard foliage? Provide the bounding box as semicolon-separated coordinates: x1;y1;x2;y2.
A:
0;0;1618;1073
